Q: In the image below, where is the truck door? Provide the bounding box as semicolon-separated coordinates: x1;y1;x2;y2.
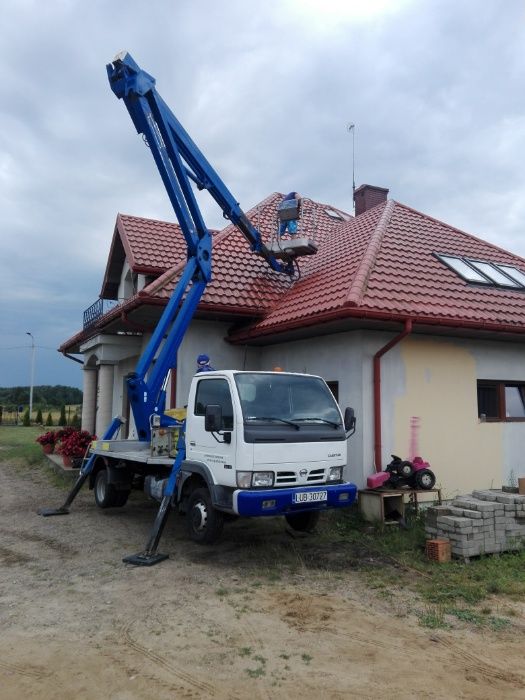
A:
188;377;237;487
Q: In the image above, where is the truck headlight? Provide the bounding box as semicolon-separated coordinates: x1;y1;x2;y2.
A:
327;466;343;482
236;471;252;488
252;471;274;488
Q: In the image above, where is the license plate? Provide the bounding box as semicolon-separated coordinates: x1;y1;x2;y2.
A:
293;490;327;504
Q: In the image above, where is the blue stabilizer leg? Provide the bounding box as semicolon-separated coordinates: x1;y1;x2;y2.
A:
38;417;123;517
122;424;186;566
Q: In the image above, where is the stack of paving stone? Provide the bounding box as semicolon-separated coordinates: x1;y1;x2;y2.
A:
425;489;525;560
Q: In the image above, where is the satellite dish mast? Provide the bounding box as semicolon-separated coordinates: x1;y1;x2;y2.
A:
347;123;356;214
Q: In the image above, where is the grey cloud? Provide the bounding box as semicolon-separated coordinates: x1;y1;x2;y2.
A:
1;0;524;388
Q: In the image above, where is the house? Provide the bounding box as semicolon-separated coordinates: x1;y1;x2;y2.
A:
60;185;525;498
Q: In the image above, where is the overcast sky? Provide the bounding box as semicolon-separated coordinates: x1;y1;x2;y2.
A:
1;0;524;391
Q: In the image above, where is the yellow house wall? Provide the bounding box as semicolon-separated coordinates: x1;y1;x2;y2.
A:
393;338;503;499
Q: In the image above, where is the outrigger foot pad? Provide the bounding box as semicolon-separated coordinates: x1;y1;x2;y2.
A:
122;552;169;566
38;507;70;517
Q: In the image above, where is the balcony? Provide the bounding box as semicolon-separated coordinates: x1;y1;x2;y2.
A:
83;298;120;330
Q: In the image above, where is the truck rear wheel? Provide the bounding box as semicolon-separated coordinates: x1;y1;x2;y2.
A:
285;511;320;532
94;469;130;509
186;487;224;544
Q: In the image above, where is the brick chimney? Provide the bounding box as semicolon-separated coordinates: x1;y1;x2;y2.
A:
354;184;389;216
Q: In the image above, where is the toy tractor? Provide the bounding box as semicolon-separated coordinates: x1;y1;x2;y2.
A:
367;455;436;490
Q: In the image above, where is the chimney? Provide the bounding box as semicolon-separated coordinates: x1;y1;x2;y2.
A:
354;184;389;216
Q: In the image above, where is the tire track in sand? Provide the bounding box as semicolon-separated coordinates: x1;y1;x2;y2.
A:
0;659;50;679
335;630;525;688
121;619;216;697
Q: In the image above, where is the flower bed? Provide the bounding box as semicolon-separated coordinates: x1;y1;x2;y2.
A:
56;429;96;459
36;431;57;454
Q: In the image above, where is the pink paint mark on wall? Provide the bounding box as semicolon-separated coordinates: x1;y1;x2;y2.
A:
409;416;421;461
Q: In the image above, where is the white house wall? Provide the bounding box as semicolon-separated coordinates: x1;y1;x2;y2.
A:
260;332;367;487
84;319;525;496
176;320;259;406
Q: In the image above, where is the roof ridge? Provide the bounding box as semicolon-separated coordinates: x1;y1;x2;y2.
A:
344;200;395;307
115;213;136;269
118;212;182;227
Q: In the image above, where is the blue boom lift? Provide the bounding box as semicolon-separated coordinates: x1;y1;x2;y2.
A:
39;52;322;564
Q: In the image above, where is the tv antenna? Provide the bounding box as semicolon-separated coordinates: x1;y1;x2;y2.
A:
347;123;356;213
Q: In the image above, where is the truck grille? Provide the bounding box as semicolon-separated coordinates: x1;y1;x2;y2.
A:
275;468;326;486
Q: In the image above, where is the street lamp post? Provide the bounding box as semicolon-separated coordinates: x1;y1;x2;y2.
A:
26;332;35;420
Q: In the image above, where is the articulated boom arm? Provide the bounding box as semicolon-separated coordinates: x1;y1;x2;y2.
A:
106;52;295;440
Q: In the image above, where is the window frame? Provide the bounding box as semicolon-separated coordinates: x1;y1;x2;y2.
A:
477;380;525;422
194;377;234;430
435;253;525;291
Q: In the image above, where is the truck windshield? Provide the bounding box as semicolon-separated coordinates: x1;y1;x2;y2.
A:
234;373;341;426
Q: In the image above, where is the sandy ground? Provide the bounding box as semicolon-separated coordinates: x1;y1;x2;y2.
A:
0;459;524;700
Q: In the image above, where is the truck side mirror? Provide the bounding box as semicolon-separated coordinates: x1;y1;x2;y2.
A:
205;404;222;432
344;407;356;433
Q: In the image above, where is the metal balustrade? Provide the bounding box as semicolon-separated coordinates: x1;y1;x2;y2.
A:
83;298;119;329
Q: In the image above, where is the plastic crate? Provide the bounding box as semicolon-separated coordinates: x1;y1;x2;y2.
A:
425;539;451;563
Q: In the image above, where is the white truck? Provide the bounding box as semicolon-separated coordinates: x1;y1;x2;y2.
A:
88;370;357;548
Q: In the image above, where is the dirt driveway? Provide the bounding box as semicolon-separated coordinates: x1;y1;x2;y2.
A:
0;460;524;700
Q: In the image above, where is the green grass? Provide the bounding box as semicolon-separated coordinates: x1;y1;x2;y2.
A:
0;425;44;465
323;506;525;615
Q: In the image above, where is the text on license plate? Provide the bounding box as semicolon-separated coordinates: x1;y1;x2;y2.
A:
293;490;327;504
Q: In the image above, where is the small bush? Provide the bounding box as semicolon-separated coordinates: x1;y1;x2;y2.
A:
22;409;30;427
46;413;54;426
59;405;67;426
35;409;43;424
70;413;81;429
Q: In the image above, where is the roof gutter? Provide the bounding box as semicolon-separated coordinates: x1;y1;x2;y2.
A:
62;352;84;365
373;318;412;472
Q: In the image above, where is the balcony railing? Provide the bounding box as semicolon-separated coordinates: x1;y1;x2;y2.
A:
83;298;120;330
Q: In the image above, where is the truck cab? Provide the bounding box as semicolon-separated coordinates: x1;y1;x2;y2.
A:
179;371;357;542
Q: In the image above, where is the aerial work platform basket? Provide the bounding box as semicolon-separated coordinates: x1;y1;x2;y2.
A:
268;196;318;259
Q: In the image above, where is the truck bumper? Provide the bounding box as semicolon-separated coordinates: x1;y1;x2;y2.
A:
232;482;357;517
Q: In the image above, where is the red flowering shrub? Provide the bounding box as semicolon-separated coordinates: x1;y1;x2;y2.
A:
55;426;76;442
56;430;96;458
36;431;57;446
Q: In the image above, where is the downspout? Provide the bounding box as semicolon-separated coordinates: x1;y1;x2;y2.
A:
62;352;84;365
373;319;412;472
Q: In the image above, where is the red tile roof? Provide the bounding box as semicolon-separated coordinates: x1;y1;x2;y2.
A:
100;214;190;299
232;199;525;341
117;214;187;272
61;192;525;355
138;193;351;315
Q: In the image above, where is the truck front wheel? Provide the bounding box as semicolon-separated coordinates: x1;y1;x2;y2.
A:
186;488;224;544
285;511;320;532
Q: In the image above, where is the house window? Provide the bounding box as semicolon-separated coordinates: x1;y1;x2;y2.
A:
194;378;234;430
477;381;525;421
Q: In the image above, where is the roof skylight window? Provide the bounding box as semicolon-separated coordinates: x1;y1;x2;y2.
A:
436;254;525;291
497;265;525;287
437;255;491;284
324;208;348;221
468;261;520;287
